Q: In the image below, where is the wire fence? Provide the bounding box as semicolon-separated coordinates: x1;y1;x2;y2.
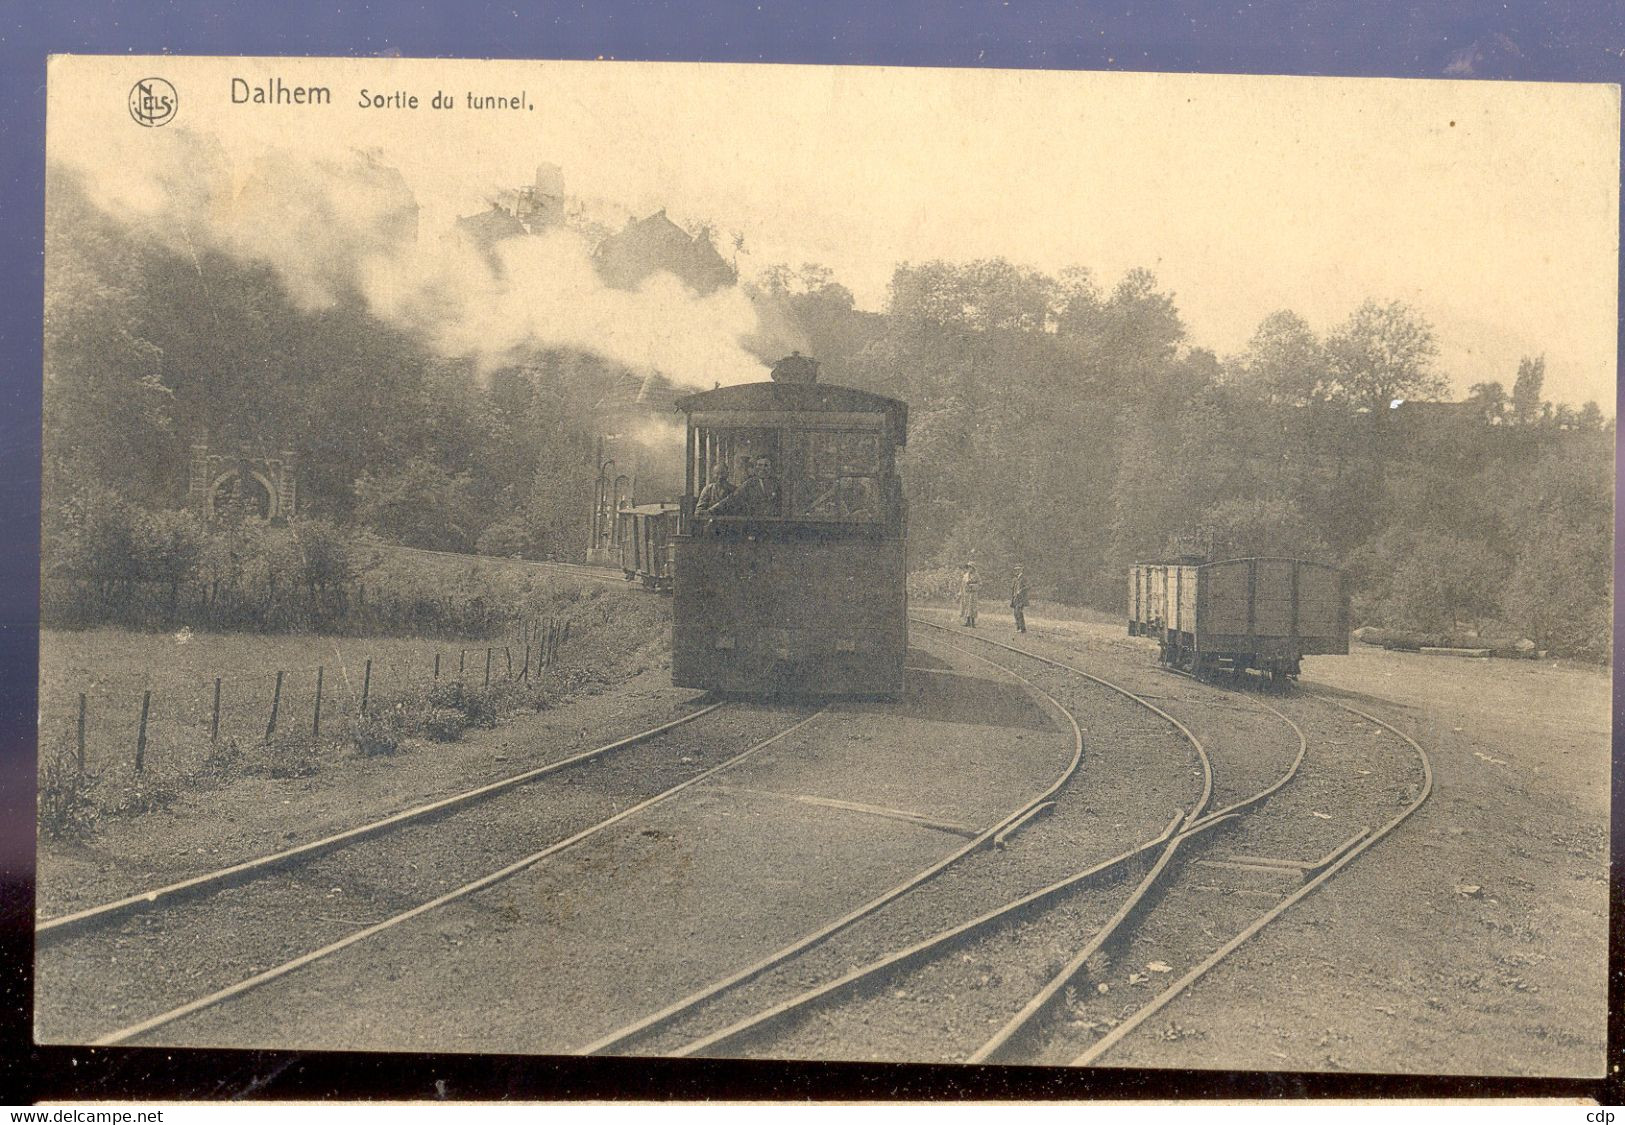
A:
39;616;574;781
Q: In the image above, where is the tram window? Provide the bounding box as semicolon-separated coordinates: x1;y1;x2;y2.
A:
697;426;886;522
698;428;785;519
788;429;883;522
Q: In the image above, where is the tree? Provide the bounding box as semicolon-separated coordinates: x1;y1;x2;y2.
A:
1511;355;1545;425
1201;497;1330;562
1465;381;1508;424
354;460;480;551
1083;268;1185;393
1237;309;1327;405
1324;300;1444;412
888;258;1059;333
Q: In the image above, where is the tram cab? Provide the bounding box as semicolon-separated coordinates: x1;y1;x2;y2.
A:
670;354;909;697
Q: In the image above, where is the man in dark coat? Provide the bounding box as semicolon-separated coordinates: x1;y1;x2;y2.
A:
710;455;782;518
1010;565;1029;633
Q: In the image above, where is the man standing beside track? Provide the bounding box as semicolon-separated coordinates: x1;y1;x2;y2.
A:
959;560;980;626
1010;565;1029;633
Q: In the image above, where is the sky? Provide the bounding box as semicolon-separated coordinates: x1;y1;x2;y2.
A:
48;56;1622;406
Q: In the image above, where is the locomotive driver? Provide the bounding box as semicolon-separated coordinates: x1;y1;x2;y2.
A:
711;455;783;518
694;463;735;518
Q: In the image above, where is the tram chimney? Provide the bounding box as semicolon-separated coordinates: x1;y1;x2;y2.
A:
769;351;820;384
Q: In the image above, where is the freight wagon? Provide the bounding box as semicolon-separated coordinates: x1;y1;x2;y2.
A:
1128;557;1350;683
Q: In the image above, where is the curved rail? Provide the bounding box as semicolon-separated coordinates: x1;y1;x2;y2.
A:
677;625;1311;1062
912;619;1215;1063
39;701;726;941
1068;690;1433;1066
574;631;1093;1056
91;706;830;1047
912;618;1214;826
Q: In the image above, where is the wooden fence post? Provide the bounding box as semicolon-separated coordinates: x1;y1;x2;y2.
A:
135;691;151;773
313;666;324;738
76;693;86;771
483;648;492;687
458;650;466;682
211;677;222;743
361;659;373;714
266;671;284;743
505;646;513;679
433;652;441;680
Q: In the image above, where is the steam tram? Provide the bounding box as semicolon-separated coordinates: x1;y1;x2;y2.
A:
670;355;909;697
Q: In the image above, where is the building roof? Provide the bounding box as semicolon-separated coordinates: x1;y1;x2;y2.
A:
591;210;737;295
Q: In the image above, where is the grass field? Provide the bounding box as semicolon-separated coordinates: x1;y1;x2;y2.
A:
39;629;502;774
36;554;671;833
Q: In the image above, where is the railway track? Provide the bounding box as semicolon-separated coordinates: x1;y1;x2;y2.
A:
45;620;1431;1064
573;625;1216;1057
35;699;822;1045
37;702;726;941
912;622;1430;1066
588;620;1429;1065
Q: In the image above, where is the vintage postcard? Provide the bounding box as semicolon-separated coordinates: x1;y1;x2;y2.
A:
35;55;1615;1076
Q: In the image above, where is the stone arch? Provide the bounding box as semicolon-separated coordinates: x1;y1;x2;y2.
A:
209;468;277;520
189;442;298;522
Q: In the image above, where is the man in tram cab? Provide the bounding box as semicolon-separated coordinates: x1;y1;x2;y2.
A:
694;462;735;518
711;455;782;518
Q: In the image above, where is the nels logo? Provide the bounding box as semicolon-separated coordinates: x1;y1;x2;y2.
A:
128;77;177;127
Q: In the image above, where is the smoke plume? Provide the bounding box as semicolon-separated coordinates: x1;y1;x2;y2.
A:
58;132;795;389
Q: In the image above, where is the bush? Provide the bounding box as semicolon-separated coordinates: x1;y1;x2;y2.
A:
476;519;531;559
426;679;467;710
908;565;964;604
457;685;506;728
201;736;244;779
106;769;181;817
291;518;355;591
422;708;467;742
135;508;207;596
37;742;98;840
349;711;406;757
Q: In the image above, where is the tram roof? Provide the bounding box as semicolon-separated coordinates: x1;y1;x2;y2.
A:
674;380;908;446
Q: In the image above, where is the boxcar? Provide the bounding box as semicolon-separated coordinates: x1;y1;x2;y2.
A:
617;503;680;590
1128;557;1349;682
670;354;908;697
